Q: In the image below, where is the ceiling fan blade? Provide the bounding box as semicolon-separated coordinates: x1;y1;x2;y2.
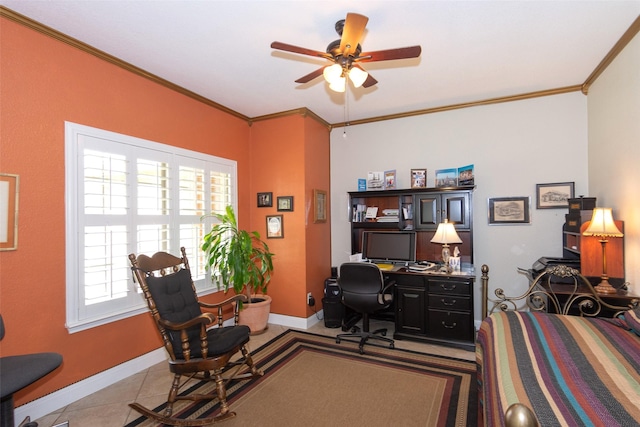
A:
357;46;422;62
295;67;325;84
340;13;368;57
362;73;378;88
271;41;331;59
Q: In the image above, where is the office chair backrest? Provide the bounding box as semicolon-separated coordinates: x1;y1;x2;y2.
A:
339;262;387;313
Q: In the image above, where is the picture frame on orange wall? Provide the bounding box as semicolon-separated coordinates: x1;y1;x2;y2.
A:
0;173;19;251
257;192;272;207
277;196;293;212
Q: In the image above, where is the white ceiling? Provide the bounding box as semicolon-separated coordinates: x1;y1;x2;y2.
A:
2;1;639;125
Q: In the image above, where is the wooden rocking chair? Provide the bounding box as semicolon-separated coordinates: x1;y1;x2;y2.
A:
128;247;263;426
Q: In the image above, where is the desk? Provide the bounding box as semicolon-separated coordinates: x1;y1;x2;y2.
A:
388;266;476;350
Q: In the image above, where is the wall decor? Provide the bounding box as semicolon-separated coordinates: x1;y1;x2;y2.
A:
536;182;575;209
277;196;293;212
384;170;396;190
266;215;284;238
411;169;427;188
257;192;273;207
435;168;458;187
458;164;475;186
488;196;531;225
0;173;19;251
313;189;327;223
367;171;384;190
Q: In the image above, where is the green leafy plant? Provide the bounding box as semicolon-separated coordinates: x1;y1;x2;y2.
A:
202;206;274;306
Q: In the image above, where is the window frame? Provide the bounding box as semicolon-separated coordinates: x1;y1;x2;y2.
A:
65;122;237;333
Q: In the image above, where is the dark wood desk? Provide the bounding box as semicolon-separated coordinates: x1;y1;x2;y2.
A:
341;266;477;350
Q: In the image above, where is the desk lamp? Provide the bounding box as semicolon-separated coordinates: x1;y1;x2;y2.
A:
431;219;462;267
582;207;623;294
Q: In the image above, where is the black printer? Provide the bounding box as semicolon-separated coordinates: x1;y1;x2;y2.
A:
530;257;581;280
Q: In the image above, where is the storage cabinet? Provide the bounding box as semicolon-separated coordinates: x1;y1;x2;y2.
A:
390;269;476;350
349;187;474;263
414;192;470;230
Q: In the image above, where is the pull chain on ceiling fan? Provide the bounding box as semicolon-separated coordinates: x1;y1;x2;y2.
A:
271;13;421;92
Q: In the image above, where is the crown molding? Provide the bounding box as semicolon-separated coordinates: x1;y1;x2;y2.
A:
330;85;584;128
582;14;640;94
3;6;637;130
0;6;250;123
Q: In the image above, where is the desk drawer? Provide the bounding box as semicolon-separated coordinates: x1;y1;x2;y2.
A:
428;280;471;296
429;295;471;311
428;310;473;341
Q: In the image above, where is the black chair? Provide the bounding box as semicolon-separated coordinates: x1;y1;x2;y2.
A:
335;262;395;354
0;315;63;427
128;247;263;426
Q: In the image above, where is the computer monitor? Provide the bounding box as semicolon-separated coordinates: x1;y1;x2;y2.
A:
361;231;417;264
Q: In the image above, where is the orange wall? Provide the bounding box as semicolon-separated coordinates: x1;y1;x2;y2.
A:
304;119;333;310
249;116;330;318
0;17;254;406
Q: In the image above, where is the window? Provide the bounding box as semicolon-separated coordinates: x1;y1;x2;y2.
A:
65;122;236;333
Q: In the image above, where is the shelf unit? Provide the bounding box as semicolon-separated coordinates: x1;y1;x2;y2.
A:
349;186;475;264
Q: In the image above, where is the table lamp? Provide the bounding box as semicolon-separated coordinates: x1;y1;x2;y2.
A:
431;219;462;266
582;207;623;294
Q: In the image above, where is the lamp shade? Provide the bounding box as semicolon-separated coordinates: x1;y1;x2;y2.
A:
430;220;462;244
583;208;623;238
348;66;368;88
323;64;343;83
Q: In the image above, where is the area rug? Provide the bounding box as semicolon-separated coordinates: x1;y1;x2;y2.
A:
125;329;478;426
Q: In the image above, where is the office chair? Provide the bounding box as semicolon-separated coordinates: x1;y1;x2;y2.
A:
128;247;263;426
335;262;395;354
0;315;63;427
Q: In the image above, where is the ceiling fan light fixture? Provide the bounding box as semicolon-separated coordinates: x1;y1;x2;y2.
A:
323;63;343;84
329;76;346;92
348;66;368;88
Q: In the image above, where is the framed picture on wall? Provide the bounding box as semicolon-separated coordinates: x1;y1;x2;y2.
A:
536;182;575;209
488;196;531;225
0;173;19;251
257;192;272;207
277;196;294;212
266;215;283;238
313;189;327;223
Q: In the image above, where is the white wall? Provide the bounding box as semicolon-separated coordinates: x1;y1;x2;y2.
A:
587;31;640;295
330;92;588;323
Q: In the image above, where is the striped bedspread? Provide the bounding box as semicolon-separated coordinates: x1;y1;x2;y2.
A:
477;311;640;426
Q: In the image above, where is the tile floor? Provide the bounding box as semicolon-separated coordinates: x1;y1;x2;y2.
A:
33;319;475;427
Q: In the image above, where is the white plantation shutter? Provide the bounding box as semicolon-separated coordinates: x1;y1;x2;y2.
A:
65;122;236;332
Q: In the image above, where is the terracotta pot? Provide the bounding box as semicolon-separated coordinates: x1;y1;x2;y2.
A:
237;294;272;335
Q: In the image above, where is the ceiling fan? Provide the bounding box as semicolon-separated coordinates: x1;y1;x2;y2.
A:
270;13;421;92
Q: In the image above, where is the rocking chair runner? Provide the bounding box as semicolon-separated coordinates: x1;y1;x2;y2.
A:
129;247;263;426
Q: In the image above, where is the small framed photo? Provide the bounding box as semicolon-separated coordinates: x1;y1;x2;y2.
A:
458;164;474;186
257;192;272;208
488;196;531;225
266;215;284;238
384;170;396;190
277;196;294;212
313;189;327;223
435;168;458;187
536;182;575;209
0;173;19;251
411;169;427;188
367;171;384;190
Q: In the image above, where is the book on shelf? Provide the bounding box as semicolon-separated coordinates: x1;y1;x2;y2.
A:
365;206;378;219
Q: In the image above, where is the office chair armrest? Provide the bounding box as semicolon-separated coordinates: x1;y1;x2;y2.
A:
382;279;396;294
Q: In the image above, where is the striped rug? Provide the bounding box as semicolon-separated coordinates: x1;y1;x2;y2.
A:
126;329;478;426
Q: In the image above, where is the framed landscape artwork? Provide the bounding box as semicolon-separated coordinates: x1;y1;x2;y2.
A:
488;196;531;225
536;182;575;209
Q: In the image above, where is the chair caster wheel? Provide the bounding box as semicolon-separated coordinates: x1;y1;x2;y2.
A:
381;331;386;336
390;343;395;349
335;338;341;344
359;346;365;355
351;327;358;333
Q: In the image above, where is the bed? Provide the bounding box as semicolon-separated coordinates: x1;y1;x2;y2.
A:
476;264;640;426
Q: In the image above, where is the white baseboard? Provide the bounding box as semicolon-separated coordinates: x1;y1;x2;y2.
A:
15;347;167;423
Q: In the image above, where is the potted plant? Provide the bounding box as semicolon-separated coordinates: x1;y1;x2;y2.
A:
202;205;275;334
